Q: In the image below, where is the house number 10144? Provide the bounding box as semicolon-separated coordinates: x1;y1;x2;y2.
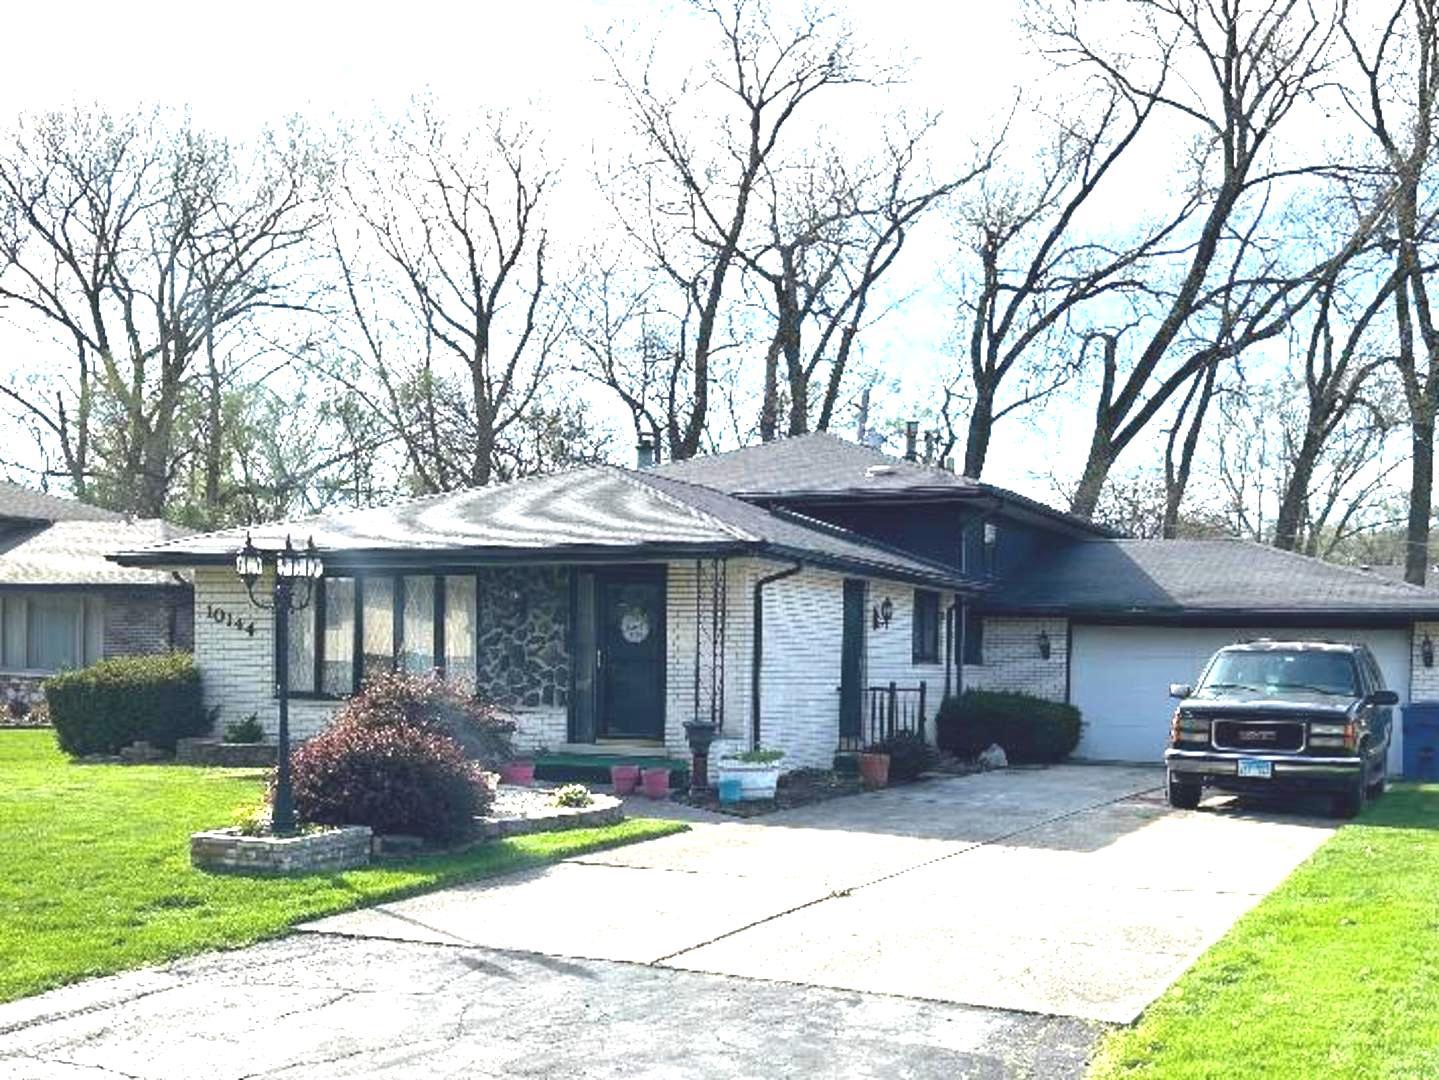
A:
206;603;256;637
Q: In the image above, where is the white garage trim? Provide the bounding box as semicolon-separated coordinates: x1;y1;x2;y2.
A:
1069;623;1411;772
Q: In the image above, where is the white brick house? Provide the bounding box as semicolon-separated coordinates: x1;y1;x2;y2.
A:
116;465;966;770
113;432;1439;775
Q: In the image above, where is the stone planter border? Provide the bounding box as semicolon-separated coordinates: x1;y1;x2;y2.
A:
474;790;623;840
191;825;372;874
176;738;278;768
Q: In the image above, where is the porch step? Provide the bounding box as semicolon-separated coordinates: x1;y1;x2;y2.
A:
556;741;670;758
534;751;691;788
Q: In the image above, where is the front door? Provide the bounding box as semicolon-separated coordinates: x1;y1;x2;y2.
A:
839;578;866;745
598;567;666;739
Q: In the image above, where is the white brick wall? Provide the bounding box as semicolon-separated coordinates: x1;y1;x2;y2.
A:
192;568;343;741
1412;621;1439;701
964;616;1068;702
862;583;956;744
194;559;967;772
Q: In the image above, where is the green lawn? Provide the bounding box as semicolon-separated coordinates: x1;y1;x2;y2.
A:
0;729;685;1004
1092;784;1439;1080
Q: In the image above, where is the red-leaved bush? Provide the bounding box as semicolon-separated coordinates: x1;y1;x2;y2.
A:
289;672;509;840
335;671;515;769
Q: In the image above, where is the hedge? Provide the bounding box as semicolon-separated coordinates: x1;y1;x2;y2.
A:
935;690;1082;764
46;652;206;756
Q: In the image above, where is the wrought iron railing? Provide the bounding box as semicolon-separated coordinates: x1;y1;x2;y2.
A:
838;681;928;752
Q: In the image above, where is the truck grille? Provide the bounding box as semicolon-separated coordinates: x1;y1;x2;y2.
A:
1212;718;1305;753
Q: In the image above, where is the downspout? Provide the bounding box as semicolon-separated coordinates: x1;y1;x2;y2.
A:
751;560;803;749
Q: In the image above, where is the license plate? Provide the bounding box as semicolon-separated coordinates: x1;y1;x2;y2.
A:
1237;758;1273;779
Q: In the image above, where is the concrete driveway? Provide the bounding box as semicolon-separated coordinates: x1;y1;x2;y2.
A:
302;764;1334;1023
0;765;1338;1079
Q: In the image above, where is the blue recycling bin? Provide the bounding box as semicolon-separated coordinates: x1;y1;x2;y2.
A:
1402;702;1439;780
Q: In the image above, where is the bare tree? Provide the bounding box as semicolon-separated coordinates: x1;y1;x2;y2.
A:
590;0;871;461
332;103;590;492
0;109;322;517
1032;0;1362;518
950;85;1192;478
746;122;984;442
1340;0;1439;582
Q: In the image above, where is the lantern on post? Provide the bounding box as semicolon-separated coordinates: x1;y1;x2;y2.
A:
234;532;324;834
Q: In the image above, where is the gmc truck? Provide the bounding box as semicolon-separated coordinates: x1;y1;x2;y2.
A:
1164;640;1395;818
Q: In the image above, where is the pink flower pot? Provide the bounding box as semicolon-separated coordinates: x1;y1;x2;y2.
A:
610;764;641;795
501;760;536;787
641;767;671;799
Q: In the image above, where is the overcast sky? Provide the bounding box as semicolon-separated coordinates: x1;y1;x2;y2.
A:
0;0;1341;508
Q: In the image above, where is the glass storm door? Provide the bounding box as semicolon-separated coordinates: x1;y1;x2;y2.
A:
598;568;666;739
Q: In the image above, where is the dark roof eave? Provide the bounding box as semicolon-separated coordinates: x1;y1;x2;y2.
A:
980;603;1439;624
756;542;982;593
110;539;754;570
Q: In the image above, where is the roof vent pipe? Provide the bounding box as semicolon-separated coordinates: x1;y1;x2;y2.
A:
636;433;658;469
904;420;919;462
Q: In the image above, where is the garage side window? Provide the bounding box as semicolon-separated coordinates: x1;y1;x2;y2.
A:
912;589;940;663
961;607;983;666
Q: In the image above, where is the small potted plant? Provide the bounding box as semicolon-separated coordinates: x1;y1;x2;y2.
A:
500;756;536;786
858;744;890;790
715;747;785;800
610;763;641;795
641;767;672;798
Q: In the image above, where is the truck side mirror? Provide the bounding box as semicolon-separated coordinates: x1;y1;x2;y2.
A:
1367;690;1399;707
1168;683;1193;699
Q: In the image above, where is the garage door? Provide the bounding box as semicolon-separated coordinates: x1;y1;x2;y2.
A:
1069;624;1411;771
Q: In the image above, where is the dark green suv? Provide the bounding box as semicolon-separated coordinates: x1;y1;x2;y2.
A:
1164;640;1396;818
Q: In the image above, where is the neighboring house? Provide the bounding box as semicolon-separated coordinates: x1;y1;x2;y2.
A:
1;482;194;709
110;433;1439;773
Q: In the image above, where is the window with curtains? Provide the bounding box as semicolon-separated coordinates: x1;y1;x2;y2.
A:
0;592;104;673
911;589;940;664
286;574;479;697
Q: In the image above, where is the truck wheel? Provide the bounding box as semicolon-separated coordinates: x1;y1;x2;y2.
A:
1166;772;1201;810
1332;774;1366;819
1366;759;1388;800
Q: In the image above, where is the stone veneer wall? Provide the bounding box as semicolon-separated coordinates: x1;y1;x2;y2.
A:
477;567;571;709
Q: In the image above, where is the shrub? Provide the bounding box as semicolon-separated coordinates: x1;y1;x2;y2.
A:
289;673;499;840
46;653;205;756
343;670;515;769
865;731;939;782
935;690;1082;764
224;712;265;744
291;717;488;840
552;783;593;808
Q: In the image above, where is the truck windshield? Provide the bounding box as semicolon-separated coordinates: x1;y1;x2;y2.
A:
1199;650;1358;696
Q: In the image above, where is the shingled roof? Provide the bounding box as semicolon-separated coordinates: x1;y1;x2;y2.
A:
112;466;974;590
986;539;1439;618
1;519;191;587
0;481;124;525
648;432;1116;537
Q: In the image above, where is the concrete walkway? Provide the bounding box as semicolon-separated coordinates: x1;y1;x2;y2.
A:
0;765;1337;1078
302;764;1334;1023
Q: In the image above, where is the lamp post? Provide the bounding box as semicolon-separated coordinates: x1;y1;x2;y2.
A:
235;532;324;834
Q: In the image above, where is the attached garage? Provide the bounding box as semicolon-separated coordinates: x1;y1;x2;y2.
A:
1069;623;1412;771
981;538;1439;776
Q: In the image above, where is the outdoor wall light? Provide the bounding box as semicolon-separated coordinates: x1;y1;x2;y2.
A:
872;596;894;630
1037;629;1052;660
1424;633;1435;669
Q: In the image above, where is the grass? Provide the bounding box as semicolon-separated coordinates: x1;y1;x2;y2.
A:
0;729;686;1004
1091;784;1439;1080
